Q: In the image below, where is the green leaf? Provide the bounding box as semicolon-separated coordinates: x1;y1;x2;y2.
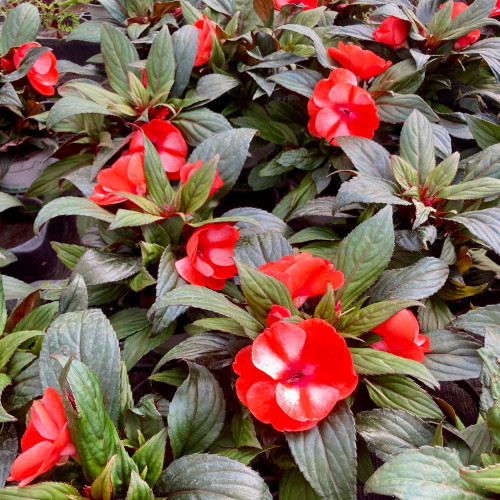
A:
286;402;356;500
460;463;500;494
0;249;17;269
231;408;261;448
0;330;42;372
91;454;116;500
59;274;88;314
423;329;482;381
109;210;164;230
466;115;500;150
364;375;443;419
62;358;119;482
438;178;500;200
0;425;17;488
366;446;490;499
1;275;35;302
451;304;500;335
112;444;139;498
445;0;496;38
146;25;174;100
171;25;198;97
188;129;256;198
279;24;333;68
33;197;114;235
356;408;434;461
313;283;337;324
335;299;421;336
0;482;82;499
0;3;39;55
101;24;141;99
463;143;500;181
132;428;167;488
175;109;232;146
351;348;438;388
0;192;23;213
0;374;15;422
427;153;460;195
46;96;114;130
72;250;141;287
279;467;321;500
235;259;295;324
181;156;218;213
335;205;394;308
194;73;240;103
234;232;293;268
375;93;439;124
288;226;339;244
151;285;262;339
142;132;172;206
153;333;241;374
449;208;500;256
267;69;322;98
168;362;225;458
157;453;272;499
126;470;155;500
368;257;449;302
40;310;121;423
418;295;454;332
0;274;7;336
400;110;435;185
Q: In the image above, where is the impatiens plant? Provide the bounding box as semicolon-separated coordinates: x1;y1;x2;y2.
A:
0;0;499;497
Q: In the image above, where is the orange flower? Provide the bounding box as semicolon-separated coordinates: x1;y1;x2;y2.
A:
89;152;147;205
307;68;379;147
328;42;392;80
193;15;217;67
371;309;431;363
258;252;344;307
373;16;410;48
233;319;358;432
7;388;76;487
274;0;317;10
12;42;59;96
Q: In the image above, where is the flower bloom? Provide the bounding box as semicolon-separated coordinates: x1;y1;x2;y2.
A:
233;319;358;432
175;223;239;290
89;152;146;205
193;15;217;67
12;42;59;96
307;68;379;146
490;0;500;16
180;160;223;198
266;305;292;327
258;252;344;307
7;388;77;487
371;309;431;363
129;119;188;180
327;42;392;80
439;2;480;50
274;0;317;11
373;16;410;48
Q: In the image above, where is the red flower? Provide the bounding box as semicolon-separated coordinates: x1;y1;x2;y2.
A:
7;388;77;487
274;0;317;11
258;252;344;307
233;319;358;432
371;309;431;363
12;42;59;96
439;2;480;50
307;69;379;146
193;15;217;67
180;160;223;198
327;42;392;80
175;223;239;290
89;152;147;205
490;0;500;16
373;17;410;48
266;305;292;327
129;119;188;180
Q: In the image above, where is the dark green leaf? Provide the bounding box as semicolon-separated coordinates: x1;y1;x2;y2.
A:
157;453;272;498
279;467;321;500
132;428;167;488
59;274;88;313
168;362;225;457
0;4;39;55
0;482;81;499
40;310;121;423
286;402;356;500
142;133;172;206
146;26;174;99
375;93;439;124
182;156;218;212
